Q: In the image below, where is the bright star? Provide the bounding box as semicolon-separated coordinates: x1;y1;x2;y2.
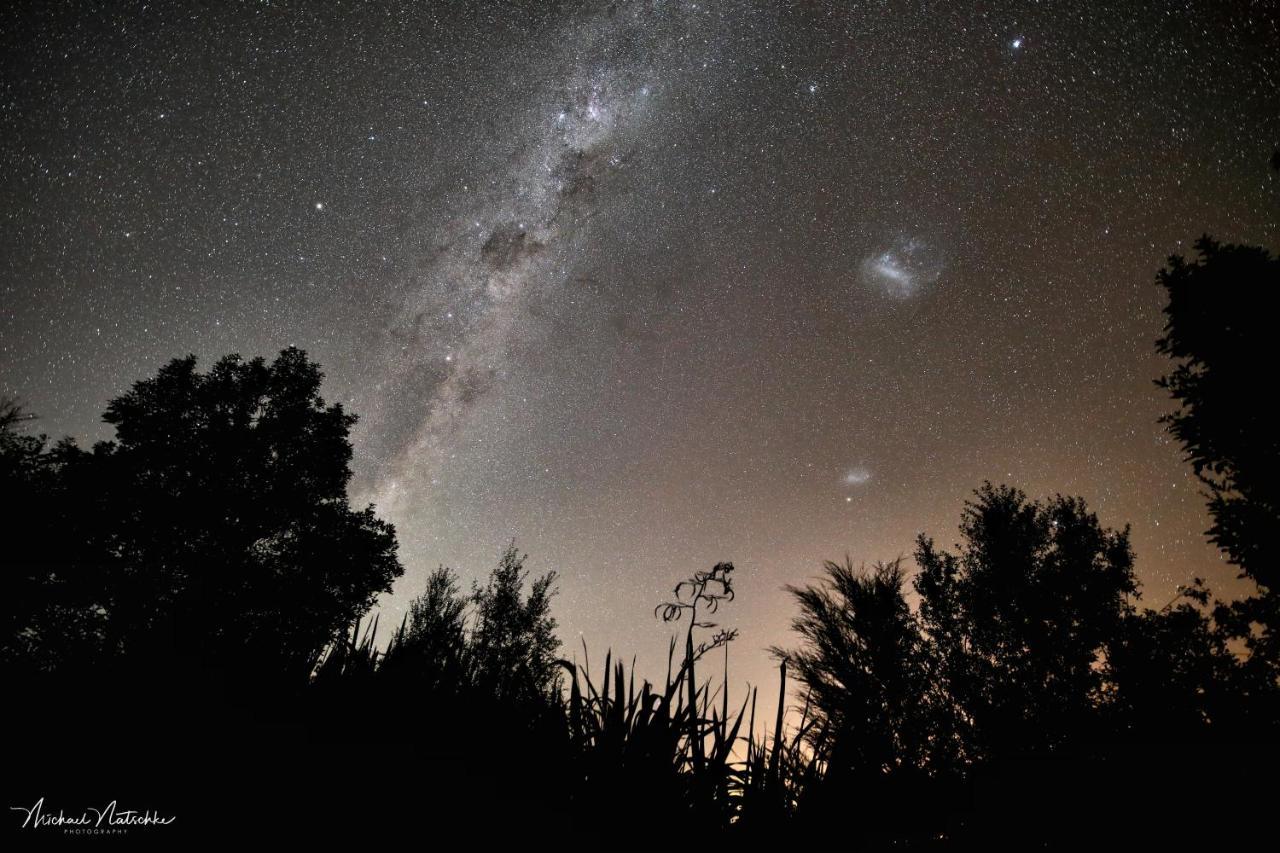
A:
1011;38;1023;49
314;202;324;210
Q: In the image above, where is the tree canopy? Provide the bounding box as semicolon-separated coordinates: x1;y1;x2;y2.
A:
1156;236;1280;593
1;347;402;686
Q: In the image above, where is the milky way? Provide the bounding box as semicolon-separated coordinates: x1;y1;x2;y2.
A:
362;4;733;522
2;0;1278;704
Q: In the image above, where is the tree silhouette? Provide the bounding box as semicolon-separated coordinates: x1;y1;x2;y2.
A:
2;348;402;688
468;543;562;704
0;396;36;432
388;565;469;692
1105;578;1241;741
914;483;1138;762
1155;234;1280;732
2;404;114;673
1156;237;1280;594
6;340;1276;841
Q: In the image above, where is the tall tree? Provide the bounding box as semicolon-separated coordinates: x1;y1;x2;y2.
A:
385;565;469;693
1;400;104;672
468;543;562;704
2;348;402;687
1155;234;1280;726
1155;236;1280;594
1105;579;1241;740
914;484;1137;761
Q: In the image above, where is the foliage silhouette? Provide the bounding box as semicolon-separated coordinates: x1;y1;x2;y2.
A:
4;329;1278;843
771;558;959;844
656;560;738;777
2;348;402;691
383;564;469;692
914;484;1138;762
469;542;563;703
773;484;1267;845
0;395;36;432
1156;237;1280;594
1155;236;1280;721
1105;577;1242;741
562;561;750;836
775;558;939;775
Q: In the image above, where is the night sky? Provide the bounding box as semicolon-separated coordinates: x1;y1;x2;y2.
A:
3;1;1278;698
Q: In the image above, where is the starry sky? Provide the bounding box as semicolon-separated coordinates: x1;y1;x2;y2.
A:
3;0;1279;700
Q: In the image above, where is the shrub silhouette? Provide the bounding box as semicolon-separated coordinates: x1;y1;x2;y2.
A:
775;558;938;776
563;561;750;837
771;558;957;843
